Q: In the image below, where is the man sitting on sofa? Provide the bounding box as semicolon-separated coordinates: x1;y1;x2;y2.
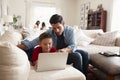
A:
17;14;89;78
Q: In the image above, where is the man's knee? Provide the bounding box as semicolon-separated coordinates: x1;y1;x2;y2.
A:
75;49;89;59
75;49;88;54
71;52;82;59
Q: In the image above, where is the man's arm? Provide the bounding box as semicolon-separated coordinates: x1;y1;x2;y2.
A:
64;26;76;52
17;37;40;50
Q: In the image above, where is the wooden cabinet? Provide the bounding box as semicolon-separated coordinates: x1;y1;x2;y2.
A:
87;10;107;32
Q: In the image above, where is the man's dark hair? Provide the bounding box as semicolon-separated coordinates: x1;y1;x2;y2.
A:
39;32;52;42
49;14;64;24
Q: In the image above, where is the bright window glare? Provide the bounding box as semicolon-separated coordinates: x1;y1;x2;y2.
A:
111;0;120;31
33;6;56;29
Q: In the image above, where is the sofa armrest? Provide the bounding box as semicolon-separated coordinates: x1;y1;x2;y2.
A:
115;37;120;46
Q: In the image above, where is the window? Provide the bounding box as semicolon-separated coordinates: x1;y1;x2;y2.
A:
31;6;56;29
111;0;120;31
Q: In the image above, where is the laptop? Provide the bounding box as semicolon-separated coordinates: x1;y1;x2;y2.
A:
35;52;68;72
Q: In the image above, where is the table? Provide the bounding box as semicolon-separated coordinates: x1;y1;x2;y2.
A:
90;53;120;80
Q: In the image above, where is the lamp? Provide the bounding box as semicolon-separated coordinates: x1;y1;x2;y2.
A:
3;15;13;23
3;15;13;30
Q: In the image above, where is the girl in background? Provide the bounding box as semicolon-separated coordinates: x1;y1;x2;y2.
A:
33;20;40;30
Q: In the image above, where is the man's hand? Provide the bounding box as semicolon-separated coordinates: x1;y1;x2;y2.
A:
58;48;72;53
58;49;66;52
17;44;27;50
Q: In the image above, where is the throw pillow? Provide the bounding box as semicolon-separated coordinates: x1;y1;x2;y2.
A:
92;31;119;46
75;29;94;46
0;42;30;80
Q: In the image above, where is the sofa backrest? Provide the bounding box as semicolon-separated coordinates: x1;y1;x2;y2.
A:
115;32;120;46
0;30;22;45
0;42;30;80
82;29;104;38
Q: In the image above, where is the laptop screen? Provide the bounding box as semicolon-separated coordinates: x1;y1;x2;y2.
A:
36;52;68;72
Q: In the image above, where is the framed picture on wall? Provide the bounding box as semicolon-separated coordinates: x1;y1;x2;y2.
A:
85;2;90;13
80;4;85;29
85;14;88;20
80;14;84;21
80;4;85;14
80;2;90;29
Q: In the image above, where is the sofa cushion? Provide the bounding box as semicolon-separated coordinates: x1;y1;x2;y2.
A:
77;44;119;54
0;30;22;45
116;37;120;46
0;42;30;80
82;29;103;38
91;31;119;46
75;29;94;46
29;65;86;80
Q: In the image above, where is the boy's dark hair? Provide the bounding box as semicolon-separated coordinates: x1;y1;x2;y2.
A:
49;14;64;24
39;32;52;42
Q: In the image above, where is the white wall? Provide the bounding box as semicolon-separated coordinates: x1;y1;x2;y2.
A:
77;0;113;31
1;0;8;17
8;0;114;31
8;0;26;27
111;0;120;31
55;0;78;26
8;0;78;27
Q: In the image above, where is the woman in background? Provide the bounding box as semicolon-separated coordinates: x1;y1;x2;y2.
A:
40;22;46;30
34;20;40;30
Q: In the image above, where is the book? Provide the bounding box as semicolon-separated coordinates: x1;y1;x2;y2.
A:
99;51;120;57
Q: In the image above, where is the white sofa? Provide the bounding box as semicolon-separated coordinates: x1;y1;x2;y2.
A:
0;42;30;80
75;29;120;55
29;65;86;80
1;29;120;80
0;30;86;80
20;28;120;55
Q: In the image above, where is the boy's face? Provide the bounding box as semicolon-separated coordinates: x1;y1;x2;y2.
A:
39;38;53;52
51;22;64;36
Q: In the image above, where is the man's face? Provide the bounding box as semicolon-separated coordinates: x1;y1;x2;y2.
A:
51;22;64;36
